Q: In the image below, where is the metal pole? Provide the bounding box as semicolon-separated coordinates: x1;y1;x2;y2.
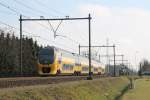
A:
20;15;22;76
122;55;124;65
87;14;92;80
22;17;89;21
113;44;116;77
99;54;101;62
139;63;142;76
79;44;80;55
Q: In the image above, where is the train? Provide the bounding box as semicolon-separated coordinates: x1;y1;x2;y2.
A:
37;46;105;76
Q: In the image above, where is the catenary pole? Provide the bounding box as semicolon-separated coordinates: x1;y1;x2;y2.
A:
87;14;92;80
20;15;22;76
20;14;92;79
113;44;116;77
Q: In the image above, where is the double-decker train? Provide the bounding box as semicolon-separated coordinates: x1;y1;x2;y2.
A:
38;46;105;76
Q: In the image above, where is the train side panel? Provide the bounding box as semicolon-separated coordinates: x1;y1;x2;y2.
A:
37;46;105;76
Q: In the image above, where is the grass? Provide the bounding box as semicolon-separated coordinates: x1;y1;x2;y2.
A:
122;77;150;100
0;77;129;100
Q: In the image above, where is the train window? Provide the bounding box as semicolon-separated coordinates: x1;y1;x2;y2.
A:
62;64;74;71
39;48;54;55
94;68;98;72
38;48;54;64
75;63;81;66
82;66;88;71
62;64;67;70
70;64;74;70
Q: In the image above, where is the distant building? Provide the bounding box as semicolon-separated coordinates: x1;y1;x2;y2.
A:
106;64;129;76
141;65;150;75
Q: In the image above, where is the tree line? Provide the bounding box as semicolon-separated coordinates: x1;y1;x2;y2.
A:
0;29;41;77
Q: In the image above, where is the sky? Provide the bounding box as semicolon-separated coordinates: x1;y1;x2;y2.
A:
0;0;150;70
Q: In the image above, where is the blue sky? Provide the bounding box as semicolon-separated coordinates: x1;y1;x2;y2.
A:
1;0;150;69
0;0;149;28
1;0;150;17
90;0;150;9
0;0;150;24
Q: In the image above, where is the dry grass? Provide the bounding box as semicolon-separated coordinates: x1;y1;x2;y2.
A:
0;77;129;100
122;77;150;100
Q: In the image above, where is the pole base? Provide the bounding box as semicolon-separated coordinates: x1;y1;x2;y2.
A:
87;76;93;80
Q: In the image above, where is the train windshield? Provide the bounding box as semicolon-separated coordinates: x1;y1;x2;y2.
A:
38;47;54;64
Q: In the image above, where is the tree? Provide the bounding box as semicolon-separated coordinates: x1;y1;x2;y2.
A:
0;29;41;77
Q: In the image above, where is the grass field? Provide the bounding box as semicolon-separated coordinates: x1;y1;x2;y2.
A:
122;77;150;100
0;77;129;100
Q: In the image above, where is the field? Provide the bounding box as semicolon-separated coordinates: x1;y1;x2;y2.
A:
122;77;150;100
0;77;129;100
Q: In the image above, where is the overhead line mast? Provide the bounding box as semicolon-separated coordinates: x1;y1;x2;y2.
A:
20;14;93;80
79;45;116;77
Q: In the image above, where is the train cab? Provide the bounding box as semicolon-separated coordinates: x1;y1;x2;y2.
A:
38;47;58;75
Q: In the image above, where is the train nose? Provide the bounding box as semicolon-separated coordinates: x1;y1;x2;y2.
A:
42;67;51;73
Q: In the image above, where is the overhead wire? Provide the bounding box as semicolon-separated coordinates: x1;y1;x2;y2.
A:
32;0;67;16
20;0;79;46
72;22;88;43
13;0;55;17
0;2;33;18
12;0;80;46
10;0;78;45
0;20;77;52
0;9;17;15
0;2;21;16
0;20;73;50
0;20;39;37
0;1;54;34
47;20;63;35
63;20;88;44
0;1;79;52
14;0;80;46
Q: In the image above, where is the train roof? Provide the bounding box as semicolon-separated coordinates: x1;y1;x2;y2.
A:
42;46;102;64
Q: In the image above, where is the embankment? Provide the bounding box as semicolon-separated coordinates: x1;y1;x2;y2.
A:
0;77;129;100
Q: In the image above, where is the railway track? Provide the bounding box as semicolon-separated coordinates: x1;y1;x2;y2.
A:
0;75;105;89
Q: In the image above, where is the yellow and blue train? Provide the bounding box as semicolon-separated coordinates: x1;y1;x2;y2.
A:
38;46;105;76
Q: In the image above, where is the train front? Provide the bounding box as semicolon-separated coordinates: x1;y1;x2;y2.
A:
38;47;56;75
